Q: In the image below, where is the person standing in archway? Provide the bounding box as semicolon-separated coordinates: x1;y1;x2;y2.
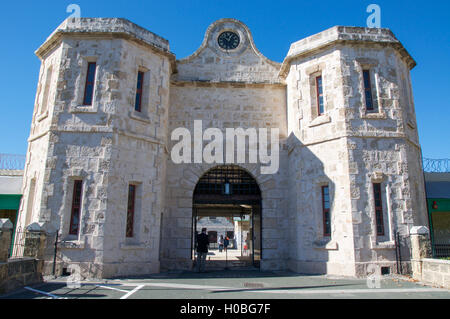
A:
196;228;209;272
218;235;224;252
224;236;230;252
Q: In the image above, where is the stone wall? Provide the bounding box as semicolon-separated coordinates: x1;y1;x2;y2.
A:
0;259;44;295
16;18;429;279
162;19;289;271
0;219;46;295
420;258;450;289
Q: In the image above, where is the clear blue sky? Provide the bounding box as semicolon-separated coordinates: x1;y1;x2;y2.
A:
0;0;448;158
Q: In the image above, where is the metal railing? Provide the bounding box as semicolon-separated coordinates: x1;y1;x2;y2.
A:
9;226;26;258
0;153;26;170
423;158;450;173
432;240;450;258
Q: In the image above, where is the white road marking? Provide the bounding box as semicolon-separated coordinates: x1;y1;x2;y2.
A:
95;285;129;293
108;282;447;295
24;286;66;299
39;280;448;298
120;285;145;299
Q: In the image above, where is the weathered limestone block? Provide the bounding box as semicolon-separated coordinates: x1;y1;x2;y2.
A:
410;226;431;259
410;226;432;280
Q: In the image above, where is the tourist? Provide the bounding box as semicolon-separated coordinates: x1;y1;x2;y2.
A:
196;228;209;272
224;236;229;252
218;235;224;252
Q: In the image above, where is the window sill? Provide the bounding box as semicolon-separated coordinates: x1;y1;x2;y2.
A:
308;114;331;127
69;104;98;114
362;111;387;120
370;240;395;250
36;111;49;122
59;237;85;249
313;238;338;250
129;110;151;123
120;242;146;250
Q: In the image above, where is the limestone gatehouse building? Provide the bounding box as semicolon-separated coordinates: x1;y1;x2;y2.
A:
15;17;429;279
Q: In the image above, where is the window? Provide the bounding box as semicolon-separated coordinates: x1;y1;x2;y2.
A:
41;66;53;114
373;183;385;236
134;71;145;112
82;62;97;106
126;184;136;238
322;185;331;237
316;76;324;115
69;180;83;235
363;70;375;111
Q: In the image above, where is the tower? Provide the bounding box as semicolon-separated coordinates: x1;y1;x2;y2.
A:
283;26;427;276
17;18;174;277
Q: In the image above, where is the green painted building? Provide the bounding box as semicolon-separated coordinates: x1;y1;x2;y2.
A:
425;172;450;257
0;170;23;254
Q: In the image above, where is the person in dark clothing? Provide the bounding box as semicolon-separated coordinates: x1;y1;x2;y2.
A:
224;236;230;252
196;228;209;272
218;235;224;252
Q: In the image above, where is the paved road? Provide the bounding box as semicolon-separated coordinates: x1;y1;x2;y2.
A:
1;270;449;299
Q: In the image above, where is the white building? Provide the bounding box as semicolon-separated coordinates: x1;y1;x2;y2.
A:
15;18;428;278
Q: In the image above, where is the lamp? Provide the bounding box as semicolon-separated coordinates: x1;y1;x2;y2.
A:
224;179;231;195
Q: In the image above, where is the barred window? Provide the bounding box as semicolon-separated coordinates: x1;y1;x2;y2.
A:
363;70;375;111
126;184;136;238
322;185;331;237
316;76;324;115
373;183;385;236
69;180;83;235
134;71;145;112
83;62;97;106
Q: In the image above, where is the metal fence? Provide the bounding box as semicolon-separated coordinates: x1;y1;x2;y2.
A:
423;158;450;173
0;153;26;170
432;240;450;258
9;226;26;258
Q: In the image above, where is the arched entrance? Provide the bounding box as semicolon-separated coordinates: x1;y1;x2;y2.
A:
192;165;262;269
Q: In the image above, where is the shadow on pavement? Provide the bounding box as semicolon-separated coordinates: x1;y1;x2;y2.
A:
111;269;328;280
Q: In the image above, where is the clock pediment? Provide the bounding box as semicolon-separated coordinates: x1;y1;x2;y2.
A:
174;18;281;84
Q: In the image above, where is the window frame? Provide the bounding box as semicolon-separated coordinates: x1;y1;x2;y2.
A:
316;75;324;116
82;62;97;106
134;71;145;112
126;184;136;238
69;180;83;236
363;69;375;111
40;66;53;115
373;183;385;236
321;185;331;237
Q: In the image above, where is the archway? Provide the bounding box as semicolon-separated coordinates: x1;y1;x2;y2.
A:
192;165;262;269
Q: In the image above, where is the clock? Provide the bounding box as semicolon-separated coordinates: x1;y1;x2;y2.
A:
217;31;240;50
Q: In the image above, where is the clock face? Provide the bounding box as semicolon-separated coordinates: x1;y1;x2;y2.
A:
217;31;240;50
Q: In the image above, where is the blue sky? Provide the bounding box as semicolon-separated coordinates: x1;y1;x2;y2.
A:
0;0;449;158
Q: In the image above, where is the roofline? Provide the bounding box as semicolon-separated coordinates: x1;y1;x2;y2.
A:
177;18;281;69
279;26;416;79
35;18;177;73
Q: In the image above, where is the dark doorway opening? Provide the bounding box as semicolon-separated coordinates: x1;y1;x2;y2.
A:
192;165;262;269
